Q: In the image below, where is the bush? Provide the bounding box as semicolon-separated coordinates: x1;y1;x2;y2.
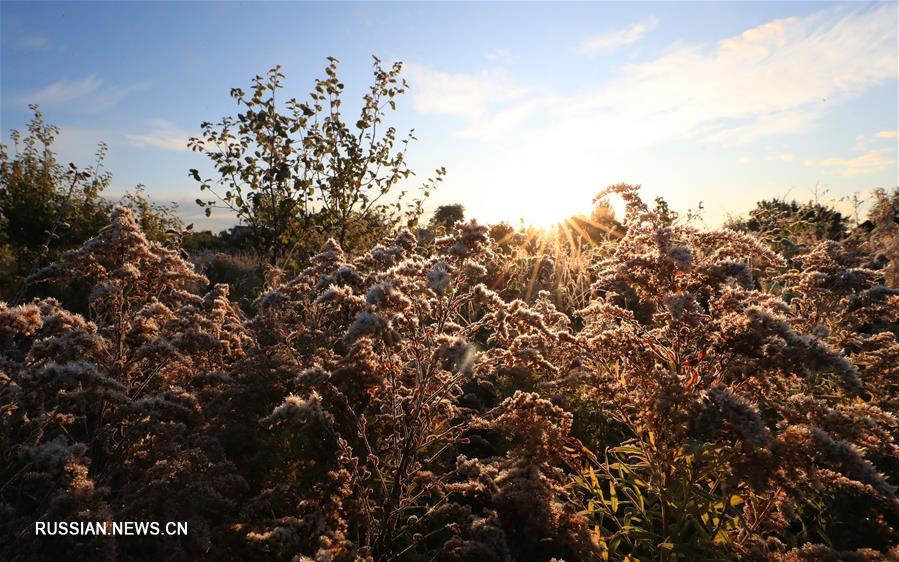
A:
1;184;897;561
0;106;112;299
1;108;187;305
190;58;445;269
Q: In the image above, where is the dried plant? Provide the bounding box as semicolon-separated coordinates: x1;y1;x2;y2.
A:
2;208;251;561
2;184;898;562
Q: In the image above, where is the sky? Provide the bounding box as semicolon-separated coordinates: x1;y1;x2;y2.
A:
1;1;897;230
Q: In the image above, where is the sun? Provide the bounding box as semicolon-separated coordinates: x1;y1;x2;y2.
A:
513;189;592;229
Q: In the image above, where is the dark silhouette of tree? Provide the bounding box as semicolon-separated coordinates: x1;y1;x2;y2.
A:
429;203;465;231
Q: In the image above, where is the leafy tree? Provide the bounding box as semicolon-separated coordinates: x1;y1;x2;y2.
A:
1;107;187;302
429;203;465;231
726;198;849;258
190;57;445;268
0;106;112;297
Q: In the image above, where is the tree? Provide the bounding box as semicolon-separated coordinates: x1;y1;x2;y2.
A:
0;106;112;297
190;57;445;268
428;203;465;231
862;187;899;286
726;198;849;258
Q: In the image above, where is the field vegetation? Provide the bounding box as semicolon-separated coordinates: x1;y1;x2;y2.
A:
2;60;898;562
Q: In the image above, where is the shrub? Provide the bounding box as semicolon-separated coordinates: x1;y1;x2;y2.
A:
502;184;899;560
190;58;445;269
0;107;112;299
2;184;897;562
726;199;849;259
244;221;596;560
1;208;252;561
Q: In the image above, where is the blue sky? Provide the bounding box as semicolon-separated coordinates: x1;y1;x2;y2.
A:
2;1;897;230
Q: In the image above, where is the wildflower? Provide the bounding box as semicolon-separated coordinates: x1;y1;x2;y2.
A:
261;392;332;428
427;261;452;295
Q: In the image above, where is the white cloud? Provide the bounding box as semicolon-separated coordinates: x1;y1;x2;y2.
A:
577;16;659;55
127;120;191;151
410;4;897;224
17;75;146;111
457;96;560;140
415;4;896;149
25;75;103;105
590;5;895;147
737;156;752;164
849;130;898;151
850;134;868;152
406;64;526;121
809;148;896;176
701;112;821;146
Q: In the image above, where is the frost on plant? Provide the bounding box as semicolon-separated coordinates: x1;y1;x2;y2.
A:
3;187;899;561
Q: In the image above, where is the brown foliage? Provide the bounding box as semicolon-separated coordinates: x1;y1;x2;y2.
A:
2;185;898;561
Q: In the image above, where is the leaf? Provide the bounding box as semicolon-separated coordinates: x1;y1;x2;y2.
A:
610;446;643;456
